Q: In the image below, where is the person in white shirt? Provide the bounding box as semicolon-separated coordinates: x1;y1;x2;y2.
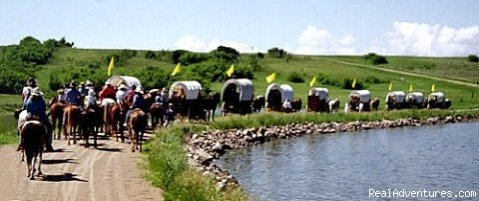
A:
21;78;37;108
116;84;128;105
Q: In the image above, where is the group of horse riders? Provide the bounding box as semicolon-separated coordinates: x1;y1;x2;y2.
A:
17;77;177;152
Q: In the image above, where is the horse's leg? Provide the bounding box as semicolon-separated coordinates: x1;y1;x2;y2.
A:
72;125;76;144
26;152;31;178
139;130;144;152
129;127;135;152
29;154;36;180
37;151;43;176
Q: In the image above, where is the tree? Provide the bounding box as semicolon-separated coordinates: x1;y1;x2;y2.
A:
468;55;479;62
145;51;157;59
171;50;188;64
363;52;388;65
211;46;240;62
17;36;53;65
267;47;287;58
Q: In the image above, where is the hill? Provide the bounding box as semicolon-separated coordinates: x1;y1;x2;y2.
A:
1;44;478;110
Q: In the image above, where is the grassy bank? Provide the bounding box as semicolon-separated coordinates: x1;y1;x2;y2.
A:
145;109;479;201
0;113;18;145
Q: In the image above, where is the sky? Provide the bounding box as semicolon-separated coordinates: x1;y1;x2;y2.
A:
0;0;478;56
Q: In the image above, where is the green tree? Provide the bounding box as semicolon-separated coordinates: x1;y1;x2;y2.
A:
468;54;479;62
267;47;287;58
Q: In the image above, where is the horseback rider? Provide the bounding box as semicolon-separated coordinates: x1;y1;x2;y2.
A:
156;88;168;104
83;80;97;108
125;89;145;126
282;98;292;113
116;84;128;105
66;81;82;106
21;88;54;152
164;103;175;127
98;81;116;101
21;78;37;109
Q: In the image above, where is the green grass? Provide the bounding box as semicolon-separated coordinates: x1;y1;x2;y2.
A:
0;113;18;145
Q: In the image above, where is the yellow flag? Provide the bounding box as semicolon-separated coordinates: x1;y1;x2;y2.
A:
309;76;317;87
431;84;436;92
266;72;276;83
351;78;357;88
388;82;393;91
408;84;413;92
171;63;181;76
107;56;115;76
226;64;234;77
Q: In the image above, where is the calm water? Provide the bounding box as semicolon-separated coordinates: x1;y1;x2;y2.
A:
218;122;479;201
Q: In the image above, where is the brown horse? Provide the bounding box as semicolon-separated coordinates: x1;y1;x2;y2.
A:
63;105;81;145
111;103;126;142
49;102;65;140
102;99;116;137
20;117;48;180
149;102;165;129
80;105;101;148
128;109;147;152
370;98;380;111
252;95;265;113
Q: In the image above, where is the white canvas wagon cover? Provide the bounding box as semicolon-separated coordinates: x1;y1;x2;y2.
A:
386;91;405;103
429;92;445;103
350;90;371;103
107;75;142;90
309;87;329;100
221;78;254;102
168;81;203;100
406;92;424;104
266;83;294;103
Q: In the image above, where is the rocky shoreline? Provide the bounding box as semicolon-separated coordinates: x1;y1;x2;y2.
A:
186;114;479;190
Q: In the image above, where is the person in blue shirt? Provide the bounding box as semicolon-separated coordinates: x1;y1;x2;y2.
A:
125;90;145;126
66;81;82;106
24;88;54;152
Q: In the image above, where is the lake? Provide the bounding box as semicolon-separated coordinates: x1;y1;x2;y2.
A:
218;122;479;200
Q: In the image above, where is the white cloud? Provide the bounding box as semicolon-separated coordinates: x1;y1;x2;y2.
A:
384;22;479;56
295;25;357;55
172;35;253;53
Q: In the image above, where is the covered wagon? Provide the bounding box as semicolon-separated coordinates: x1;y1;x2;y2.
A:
265;83;299;112
106;75;142;90
221;78;254;114
426;92;451;109
385;91;405;110
307;87;329;112
405;92;425;108
167;81;204;119
347;90;372;112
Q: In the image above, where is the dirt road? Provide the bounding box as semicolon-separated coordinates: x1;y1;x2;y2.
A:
323;58;479;88
0;133;163;201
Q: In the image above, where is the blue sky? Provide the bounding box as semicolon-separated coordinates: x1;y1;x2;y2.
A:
1;0;478;56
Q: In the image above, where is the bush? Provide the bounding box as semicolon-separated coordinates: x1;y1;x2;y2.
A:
171;50;188;64
257;52;265;59
211;46;240;62
468;55;479;62
145;51;157;60
179;52;210;65
288;72;305;83
267;47;287;58
364;76;388;84
0;61;34;93
363;52;388;65
343;78;366;90
316;73;341;87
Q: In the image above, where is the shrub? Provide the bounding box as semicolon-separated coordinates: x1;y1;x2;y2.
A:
171;50;188;64
257;52;265;59
468;55;479;62
145;51;157;60
288;72;305;83
179;52;210;65
211;46;240;62
343;78;366;90
267;47;287;58
363;52;388;65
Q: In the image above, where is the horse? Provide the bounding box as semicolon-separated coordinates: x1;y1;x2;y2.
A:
20;116;48;180
291;98;302;112
128;109;147;152
49;102;65;140
101;98;116;137
252;95;265;113
370;98;380;111
327;98;340;113
80;105;101;148
149;102;165;129
385;94;396;111
63;105;81;145
199;92;221;122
